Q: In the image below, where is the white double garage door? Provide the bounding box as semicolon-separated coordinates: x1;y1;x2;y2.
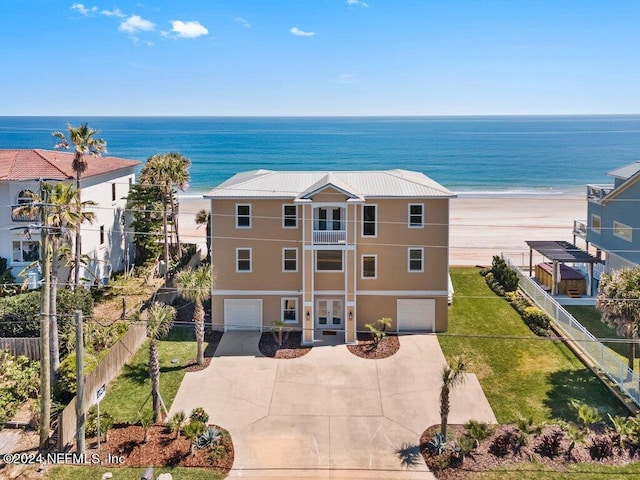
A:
224;298;435;332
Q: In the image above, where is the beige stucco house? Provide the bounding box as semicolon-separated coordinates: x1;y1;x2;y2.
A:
205;169;455;345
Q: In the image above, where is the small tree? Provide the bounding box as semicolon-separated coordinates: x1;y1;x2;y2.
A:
183;419;205;456
177;266;212;366
271;319;290;347
170;410;186;439
139;410;154;444
364;317;392;349
440;355;468;439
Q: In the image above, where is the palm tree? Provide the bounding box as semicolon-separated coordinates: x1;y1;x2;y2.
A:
596;267;640;371
138;302;176;422
53;123;106;288
177;266;212;365
195;209;211;262
440;355;468;439
13;182;96;379
139;152;190;280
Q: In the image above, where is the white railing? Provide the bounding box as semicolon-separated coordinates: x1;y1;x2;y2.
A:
504;255;640;408
573;220;587;239
313;230;346;244
587;184;614;201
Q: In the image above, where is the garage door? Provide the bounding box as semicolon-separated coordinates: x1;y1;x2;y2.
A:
397;299;435;332
224;299;262;331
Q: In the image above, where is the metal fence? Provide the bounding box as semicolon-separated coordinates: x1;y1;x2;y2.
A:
504;255;640;408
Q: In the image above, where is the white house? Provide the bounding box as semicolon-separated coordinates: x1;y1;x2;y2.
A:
0;149;140;283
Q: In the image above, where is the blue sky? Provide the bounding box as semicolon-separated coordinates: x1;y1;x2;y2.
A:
1;0;639;116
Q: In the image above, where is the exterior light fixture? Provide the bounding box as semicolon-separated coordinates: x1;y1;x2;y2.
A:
306;311;310;321
349;311;353;320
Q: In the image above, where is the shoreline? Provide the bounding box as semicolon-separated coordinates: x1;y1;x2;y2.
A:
178;194;586;267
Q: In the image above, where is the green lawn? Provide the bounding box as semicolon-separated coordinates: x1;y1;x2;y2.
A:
440;268;628;424
565;305;639;371
98;327;204;423
469;462;640;479
47;465;224;480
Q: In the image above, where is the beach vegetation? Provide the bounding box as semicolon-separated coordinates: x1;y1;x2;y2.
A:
176;266;213;365
596;267;640;372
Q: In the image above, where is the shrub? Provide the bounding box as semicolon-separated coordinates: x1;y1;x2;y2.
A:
85;408;114;441
196;427;221;449
427;433;448;455
490;256;519;292
53;352;98;403
489;427;523;457
365;317;393;347
522;307;551;336
464;420;493;446
505;291;530;315
535;429;564;458
208;443;227;461
589;434;615;460
190;407;209;425
170;411;186;438
451;435;475;464
571;400;602;431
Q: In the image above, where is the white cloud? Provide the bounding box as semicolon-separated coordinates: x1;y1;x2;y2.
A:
337;73;358;84
166;20;209;39
347;0;369;6
234;17;251;28
101;8;126;18
71;3;98;16
290;27;316;37
119;15;155;33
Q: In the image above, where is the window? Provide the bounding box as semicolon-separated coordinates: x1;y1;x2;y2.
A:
236;204;252;228
99;225;105;245
12;190;37;222
13;240;40;262
408;248;424;272
362;255;377;279
408;204;424;228
362;205;377;237
111;183;117;202
317;250;343;271
236;248;252;272
283;248;298;272
591;214;602;234
283;205;297;228
282;298;298;323
613;221;632;242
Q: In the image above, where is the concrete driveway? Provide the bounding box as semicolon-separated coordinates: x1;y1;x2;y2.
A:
170;332;496;479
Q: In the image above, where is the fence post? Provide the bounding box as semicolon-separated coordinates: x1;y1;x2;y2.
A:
75;310;85;455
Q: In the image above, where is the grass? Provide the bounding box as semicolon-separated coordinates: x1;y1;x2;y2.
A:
97;326;204;423
47;465;224;480
440;268;628;424
468;462;640;479
565;305;639;371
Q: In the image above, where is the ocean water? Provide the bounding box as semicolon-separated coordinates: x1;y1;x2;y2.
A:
1;115;639;196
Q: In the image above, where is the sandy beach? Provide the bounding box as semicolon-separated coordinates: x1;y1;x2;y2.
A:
178;195;587;267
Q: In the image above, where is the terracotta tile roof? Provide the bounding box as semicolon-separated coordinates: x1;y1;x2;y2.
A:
0;149;140;181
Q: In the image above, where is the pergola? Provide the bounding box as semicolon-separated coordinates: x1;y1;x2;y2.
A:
525;240;599;296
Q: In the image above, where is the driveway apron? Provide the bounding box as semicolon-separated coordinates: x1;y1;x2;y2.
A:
170;332;496;479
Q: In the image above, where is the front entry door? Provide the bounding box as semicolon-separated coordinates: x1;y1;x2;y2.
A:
316;299;343;329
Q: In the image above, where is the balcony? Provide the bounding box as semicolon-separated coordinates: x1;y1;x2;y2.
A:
573;220;587;239
313;230;346;245
587;184;613;201
11;208;37;223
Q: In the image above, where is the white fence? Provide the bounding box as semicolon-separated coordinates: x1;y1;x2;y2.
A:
504;256;640;408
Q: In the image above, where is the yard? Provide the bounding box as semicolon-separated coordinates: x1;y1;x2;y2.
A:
440;267;629;424
47;465;224;480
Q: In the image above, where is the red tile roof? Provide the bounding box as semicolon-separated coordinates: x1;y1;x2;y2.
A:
0;149;140;181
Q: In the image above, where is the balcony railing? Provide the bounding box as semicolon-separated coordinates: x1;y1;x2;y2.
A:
11;208;38;222
313;230;346;244
587;184;613;201
573;220;587;239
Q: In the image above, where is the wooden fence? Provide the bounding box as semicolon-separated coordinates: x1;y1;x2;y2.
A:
57;322;147;450
0;337;40;360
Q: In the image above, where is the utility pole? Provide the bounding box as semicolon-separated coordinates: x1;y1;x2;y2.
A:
39;179;51;451
75;310;85;454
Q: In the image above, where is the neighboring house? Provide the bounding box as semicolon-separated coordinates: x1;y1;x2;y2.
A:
574;161;640;271
0;149;140;282
205;169;455;345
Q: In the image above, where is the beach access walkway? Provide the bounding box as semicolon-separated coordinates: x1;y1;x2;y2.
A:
170;332;496;479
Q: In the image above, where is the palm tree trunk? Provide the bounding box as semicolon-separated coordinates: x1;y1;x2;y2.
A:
170;190;180;256
49;247;60;380
440;388;450;438
162;193;169;282
195;301;204;365
150;340;162;422
74;173;82;288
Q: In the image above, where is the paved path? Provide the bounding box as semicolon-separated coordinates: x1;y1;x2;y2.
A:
170;332;496;479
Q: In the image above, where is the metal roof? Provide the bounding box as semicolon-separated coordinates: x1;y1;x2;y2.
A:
607;161;640;180
526;240;599;263
205;169;455;199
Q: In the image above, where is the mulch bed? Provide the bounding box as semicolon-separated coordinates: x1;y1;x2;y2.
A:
258;331;312;358
420;423;638;479
93;423;234;472
183;330;224;373
346;333;400;359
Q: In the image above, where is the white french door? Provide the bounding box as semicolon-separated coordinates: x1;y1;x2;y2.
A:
316;299;343;329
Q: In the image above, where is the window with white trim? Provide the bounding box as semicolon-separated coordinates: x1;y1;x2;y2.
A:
236;248;252;272
362;205;377;237
13;240;40;262
283;248;298;272
613;221;632;242
316;250;343;271
408;204;424;228
281;297;298;323
236;204;252;228
362;255;377;279
408;248;424;272
591;214;601;234
283;204;297;228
